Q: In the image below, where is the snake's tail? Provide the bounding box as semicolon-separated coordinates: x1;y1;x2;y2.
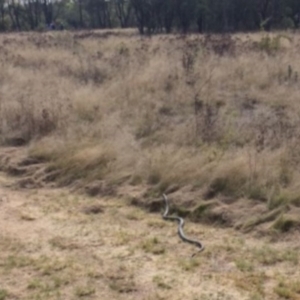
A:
191;247;205;258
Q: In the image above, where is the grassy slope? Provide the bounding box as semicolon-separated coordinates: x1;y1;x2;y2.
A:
1;30;300;232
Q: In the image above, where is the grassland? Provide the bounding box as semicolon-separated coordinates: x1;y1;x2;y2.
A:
1;29;300;233
1;29;300;299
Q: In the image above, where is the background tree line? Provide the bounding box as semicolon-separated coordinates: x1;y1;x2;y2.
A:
0;0;299;33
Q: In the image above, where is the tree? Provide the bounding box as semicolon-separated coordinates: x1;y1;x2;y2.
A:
114;0;132;28
0;0;298;33
175;0;197;33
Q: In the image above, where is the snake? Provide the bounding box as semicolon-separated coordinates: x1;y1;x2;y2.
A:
162;193;204;256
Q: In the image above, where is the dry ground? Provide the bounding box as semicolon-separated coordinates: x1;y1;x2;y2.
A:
1;169;300;300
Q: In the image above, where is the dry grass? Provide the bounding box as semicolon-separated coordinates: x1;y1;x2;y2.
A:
1;170;300;300
1;29;300;232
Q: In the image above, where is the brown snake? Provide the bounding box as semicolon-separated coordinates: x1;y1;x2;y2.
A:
162;194;204;257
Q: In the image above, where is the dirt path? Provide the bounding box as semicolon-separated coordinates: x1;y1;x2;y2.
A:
0;172;299;300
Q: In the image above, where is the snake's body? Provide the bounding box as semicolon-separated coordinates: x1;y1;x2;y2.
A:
162;193;204;256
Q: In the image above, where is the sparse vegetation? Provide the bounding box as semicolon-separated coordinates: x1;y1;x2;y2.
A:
253;246;299;266
233;272;266;297
152;275;172;290
75;285;96;297
178;257;201;272
0;289;7;300
273;214;300;232
106;265;137;294
141;237;165;255
274;280;300;299
235;259;254;272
